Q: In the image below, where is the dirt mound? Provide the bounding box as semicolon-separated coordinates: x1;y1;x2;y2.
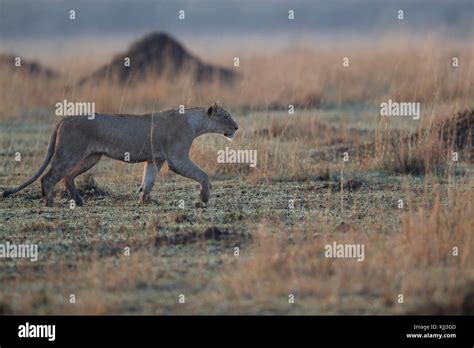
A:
79;32;237;86
403;109;474;149
0;54;59;79
409;108;474;162
437;109;474;149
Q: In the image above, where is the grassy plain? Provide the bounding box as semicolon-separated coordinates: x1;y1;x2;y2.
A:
0;33;473;314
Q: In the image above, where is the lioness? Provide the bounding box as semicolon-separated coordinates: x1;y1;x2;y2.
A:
2;102;238;207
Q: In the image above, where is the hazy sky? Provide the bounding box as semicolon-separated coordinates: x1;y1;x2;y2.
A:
1;0;473;40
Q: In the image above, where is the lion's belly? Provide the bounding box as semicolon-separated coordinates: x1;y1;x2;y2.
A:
88;114;166;163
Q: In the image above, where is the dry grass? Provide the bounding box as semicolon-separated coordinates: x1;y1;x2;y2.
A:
375;109;473;175
1;34;472;180
1;34;473;119
207;183;474;314
0;33;473;315
3;174;471;314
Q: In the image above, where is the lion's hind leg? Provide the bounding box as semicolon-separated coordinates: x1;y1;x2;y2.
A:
63;154;102;206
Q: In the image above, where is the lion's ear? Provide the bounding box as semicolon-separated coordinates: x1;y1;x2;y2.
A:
208;101;219;116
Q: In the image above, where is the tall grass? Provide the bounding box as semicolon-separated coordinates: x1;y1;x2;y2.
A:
0;35;472;182
208;183;473;314
1;35;472;120
375;109;473;175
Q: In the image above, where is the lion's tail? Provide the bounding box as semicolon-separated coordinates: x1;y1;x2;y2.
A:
2;122;60;198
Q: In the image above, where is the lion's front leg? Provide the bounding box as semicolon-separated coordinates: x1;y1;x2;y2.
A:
139;160;164;203
167;157;211;203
